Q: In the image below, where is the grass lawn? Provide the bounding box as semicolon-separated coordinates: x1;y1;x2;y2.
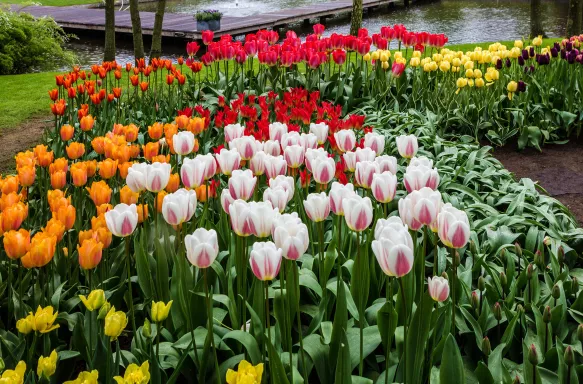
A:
1;0;99;6
0;38;563;133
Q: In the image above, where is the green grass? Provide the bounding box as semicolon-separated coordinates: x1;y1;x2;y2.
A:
1;0;99;6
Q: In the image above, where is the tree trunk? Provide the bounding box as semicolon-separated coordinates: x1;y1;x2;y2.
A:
349;0;363;36
567;0;583;36
150;0;167;59
530;0;545;37
129;0;145;61
104;0;116;61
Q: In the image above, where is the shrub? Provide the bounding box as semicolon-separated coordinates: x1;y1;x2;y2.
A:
195;10;223;21
0;9;76;74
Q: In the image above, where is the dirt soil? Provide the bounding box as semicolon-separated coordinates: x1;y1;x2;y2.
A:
491;140;583;225
0;116;48;173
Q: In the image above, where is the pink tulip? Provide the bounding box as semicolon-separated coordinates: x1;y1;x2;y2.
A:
221;189;234;214
329;182;356;215
280;132;302;150
181;157;206;189
284;144;305;169
300;133;318;150
403;157;440;192
309;122;329;145
364;132;385;155
263;187;289;213
224;123;245;143
185;228;219;268
396;134;418;159
372;218;414;277
303;192;330;222
173;131;195;155
311;156;335;185
264;155;288;179
375;155;398;174
144;162;171;193
250;151;267;176
355;161;380;189
228;200;254;237
247;201;280;238
391;62;406;78
437;203;470;249
228;169;257;201
229;136;259;160
126;163;147;193
105;204;138;237
263;140;281;156
374;216;411;240
334;130;356;152
343;151;357;172
215;148;241;176
355;147;376;163
269;122;288;142
162;189;197;226
249;242;282;281
342;195;373;232
428;276;450;302
273;213;309;261
371;171;397;203
269;175;295;203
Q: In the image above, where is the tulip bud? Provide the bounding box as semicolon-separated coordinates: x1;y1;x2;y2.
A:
542;306;552;323
470;240;478;255
514;242;522;258
441;271;449;280
551;284;561;300
577;324;583;343
454;250;460;268
517;304;524;315
493;302;502;321
500;271;507;289
478;276;486;292
143;319;152;339
482;337;491;357
97;301;112;320
512;376;520;384
558;246;565;266
527;263;534;279
528;344;538;365
572;277;580;296
471;291;479;311
565;345;574;366
534;250;544;269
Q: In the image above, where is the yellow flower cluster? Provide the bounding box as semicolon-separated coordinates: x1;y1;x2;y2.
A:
114;361;150;384
16;306;60;335
104;306;128;341
0;361;26;384
226;360;264;384
64;370;99;384
37;350;58;378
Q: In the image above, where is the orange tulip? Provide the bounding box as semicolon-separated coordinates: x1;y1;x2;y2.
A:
190;117;205;134
120;185;139;205
90;137;104;155
124;124;139;142
113;87;122;99
112;124;125;135
1;175;19;194
60;124;75;141
78;229;95;245
165;173;180;193
130;75;139;86
175;115;189;129
137;204;148;224
118;161;134;179
78;238;103;270
91;213;107;230
1;192;21;211
96;203;113;216
48;88;58;101
143;142;159;161
50;171;67;190
98;159;118;179
49;158;69;174
44;218;65;242
50;99;66;116
15;151;36;169
156;191;167;213
139;82;149;92
21;232;57;268
151;154;170;164
129;144;141;159
87;181;112;206
195;184;208;203
34;145;54;168
85;160;98;177
53;204;76;230
94;227;112;248
3;229;31;259
80;115;95;131
17;166;36;187
70;162;88;187
47;190;69;212
66;142;85;160
166;74;175;85
164;123;178;139
148;123;164;140
112;145;131;163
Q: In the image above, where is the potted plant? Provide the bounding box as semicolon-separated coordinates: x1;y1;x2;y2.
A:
195;10;223;32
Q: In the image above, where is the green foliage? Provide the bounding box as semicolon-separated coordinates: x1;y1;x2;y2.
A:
195;10;223;21
0;10;75;75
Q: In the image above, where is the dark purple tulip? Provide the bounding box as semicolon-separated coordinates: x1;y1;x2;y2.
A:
566;41;573;51
518;81;526;93
551;47;558;57
535;54;542;64
518;56;525;66
568;50;577;64
561;49;567;60
554;42;560;51
505;58;511;67
496;59;503;69
524;66;530;74
529;47;535;57
522;49;529;60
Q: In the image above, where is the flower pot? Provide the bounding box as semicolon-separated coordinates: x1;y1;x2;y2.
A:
197;19;221;32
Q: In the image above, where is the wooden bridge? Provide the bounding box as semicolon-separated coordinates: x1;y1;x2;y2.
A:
10;0;397;40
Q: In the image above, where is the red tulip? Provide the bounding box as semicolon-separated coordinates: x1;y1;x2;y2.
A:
332;49;346;65
186;41;200;56
392;62;405;78
313;23;325;37
202;30;214;45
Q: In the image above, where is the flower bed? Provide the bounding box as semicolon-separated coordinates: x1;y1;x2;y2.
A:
2;23;583;384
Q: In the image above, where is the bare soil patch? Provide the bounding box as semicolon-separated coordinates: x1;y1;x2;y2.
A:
0;115;48;173
491;140;583;225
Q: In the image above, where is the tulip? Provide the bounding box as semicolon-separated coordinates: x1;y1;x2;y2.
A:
342;195;373;232
71;163;88;187
372;220;414;277
60;124;75;141
428;276;450;302
228;199;254;237
249;242;282;281
309;122;329;145
3;229;31;260
18;165;36;187
105;204;138;237
304;192;330;222
438;203;470;249
329;182;356;215
30;305;60;333
151;300;173;323
65;370;99;384
215;148;241;176
396;134;418;159
355;147;376;163
80;115;95;131
16;314;34;334
371;171;398;203
229;169;257;201
185;228;219;268
173;131;195;155
284;144;305;169
268;175;295;203
224;123;245;143
304;148;328;172
272;213;309;261
66;142;85;160
334;130;356;152
300;133;318;150
364;132;385;155
79;289;106;311
221;189;235;214
263;140;281;156
280;131;301;149
144;162;171;192
246;201;280;238
226;360;264;384
403;157;440;192
263;187;289;213
50;170;67;190
98;158;118;179
311;156;335;185
162;189;197;226
230;136;258;160
399;187;442;231
181;157;206;189
343;151;357;172
1;202;28;232
78;238;103;270
0;361;26;382
114;362;150;384
165;173;181;193
355;160;380;189
37;350;57;378
269;122;288;142
375;155;398;174
21;232;57;268
104;307;128;340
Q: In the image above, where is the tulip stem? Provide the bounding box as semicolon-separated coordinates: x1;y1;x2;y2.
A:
384;277;393;384
451;247;456;336
264;281;272;383
319;221;326;319
204;268;220;384
399;277;407;384
357;230;364;378
125;237;136;335
293;261;308;381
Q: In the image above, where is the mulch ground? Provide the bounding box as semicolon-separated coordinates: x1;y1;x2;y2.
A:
0;116;48;173
491;139;583;225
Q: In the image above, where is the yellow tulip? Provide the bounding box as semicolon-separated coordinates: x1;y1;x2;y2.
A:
0;361;26;383
104;307;128;341
16;314;34;334
379;52;389;62
79;289;106;311
409;57;420;67
381;61;389;70
363;53;371;62
226;360;264;384
452;58;461;67
475;78;485;88
31;306;60;334
507;81;518;93
37;350;58;378
532;35;543;46
412;50;421;58
465;68;474;78
97;301;112;320
439;61;450;72
463;60;474;70
63;370;99;384
473;69;483;79
396;57;407;65
113;361;150;384
393;51;403;59
151;300;173;323
371;51;379;61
